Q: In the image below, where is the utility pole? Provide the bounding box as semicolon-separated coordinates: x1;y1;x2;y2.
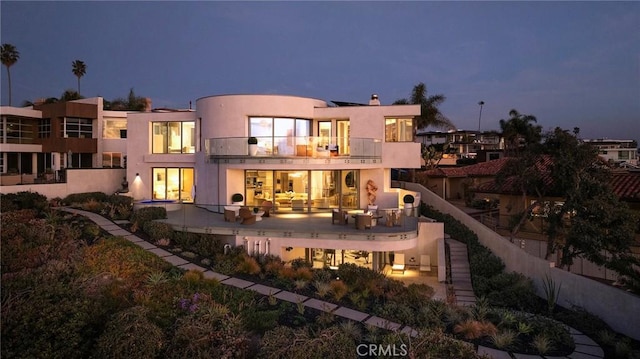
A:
477;101;485;133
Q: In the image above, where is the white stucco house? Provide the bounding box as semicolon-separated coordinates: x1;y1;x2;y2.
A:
125;93;444;274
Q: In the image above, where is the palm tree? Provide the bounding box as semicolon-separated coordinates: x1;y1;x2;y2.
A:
394;82;455;181
499;109;542;156
393;82;455;136
71;60;87;95
1;43;20;106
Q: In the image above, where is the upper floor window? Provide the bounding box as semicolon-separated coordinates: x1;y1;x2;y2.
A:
152;121;195;154
39;119;51;138
103;119;127;139
2;117;37;144
63;117;92;138
618;150;630;160
249;117;311;154
385;118;413;142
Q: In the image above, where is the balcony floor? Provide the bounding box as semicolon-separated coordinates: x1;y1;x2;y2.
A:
160;204;418;241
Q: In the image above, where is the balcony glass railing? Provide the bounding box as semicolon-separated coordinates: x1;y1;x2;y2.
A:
207;136;382;159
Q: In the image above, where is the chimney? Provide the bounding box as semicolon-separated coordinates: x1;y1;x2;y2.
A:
369;93;380;106
144;98;152;112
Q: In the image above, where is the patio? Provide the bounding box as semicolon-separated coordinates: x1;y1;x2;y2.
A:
159;204;420;241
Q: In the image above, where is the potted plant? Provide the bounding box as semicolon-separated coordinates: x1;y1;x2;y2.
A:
248;137;258;156
403;194;415;216
231;193;244;204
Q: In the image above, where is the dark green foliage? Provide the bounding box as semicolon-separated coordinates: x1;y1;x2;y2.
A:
94;306;164;359
0;191;49;214
231;193;244;202
475;272;539;311
259;325;357;359
130;206;167;228
62;191;109;206
142;221;175;242
290;258;312;270
172;231;220;257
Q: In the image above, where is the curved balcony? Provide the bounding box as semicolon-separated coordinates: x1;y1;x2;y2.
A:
207;136;382;164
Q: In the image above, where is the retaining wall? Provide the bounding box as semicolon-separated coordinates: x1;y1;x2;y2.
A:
404;182;640;340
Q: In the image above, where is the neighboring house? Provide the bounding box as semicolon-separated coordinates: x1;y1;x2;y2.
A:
418;157;510;200
474;164;640;239
583;138;639;166
125;93;442;272
0;97;132;181
416;129;504;163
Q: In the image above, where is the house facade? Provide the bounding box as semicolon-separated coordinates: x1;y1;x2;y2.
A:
416;129;504;164
0;97;129;186
583;138;639;166
125;93;442;272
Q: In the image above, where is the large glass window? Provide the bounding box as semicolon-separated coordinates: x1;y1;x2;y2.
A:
152;121;195;154
102;152;122;168
246;169;358;212
64;117;93;138
103;119;127;139
385;118;413;142
249;117;311;155
2;117;37;144
152;167;194;202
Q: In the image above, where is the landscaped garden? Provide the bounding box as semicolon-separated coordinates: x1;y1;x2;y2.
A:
2;191;638;358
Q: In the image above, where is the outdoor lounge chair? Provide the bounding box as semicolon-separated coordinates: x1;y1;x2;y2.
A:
261;200;273;217
355;213;372;230
419;254;431;275
391;253;405;274
332;209;348;225
238;207;256;225
224;209;237;222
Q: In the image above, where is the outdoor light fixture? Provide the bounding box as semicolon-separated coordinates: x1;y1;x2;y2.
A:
135;173;140;177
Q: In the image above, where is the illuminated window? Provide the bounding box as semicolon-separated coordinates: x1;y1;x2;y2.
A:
103;119;127;139
249;117;311;155
385;118;413;142
152;121;195;154
152;167;194;202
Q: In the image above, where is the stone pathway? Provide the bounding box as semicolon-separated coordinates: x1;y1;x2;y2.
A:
64;208;604;359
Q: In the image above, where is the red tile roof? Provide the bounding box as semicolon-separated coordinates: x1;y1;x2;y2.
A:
460;157;511;176
611;172;640;202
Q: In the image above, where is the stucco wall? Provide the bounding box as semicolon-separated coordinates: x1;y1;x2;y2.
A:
0;168;125;199
405;181;640;340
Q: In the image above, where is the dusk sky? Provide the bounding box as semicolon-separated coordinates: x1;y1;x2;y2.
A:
1;1;638;142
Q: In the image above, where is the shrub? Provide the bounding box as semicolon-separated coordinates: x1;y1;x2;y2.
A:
142;221;175;242
314;281;331;298
531;334;553;355
406;328;483;359
81;198;104;212
62;191;108;206
290;258;312;270
237;254;261;275
491;329;517;350
0;191;49;214
474;272;538;311
330;280;348;301
231;193;244;203
130;206;167;230
453;320;497;340
294;267;313;281
94;306;164;359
